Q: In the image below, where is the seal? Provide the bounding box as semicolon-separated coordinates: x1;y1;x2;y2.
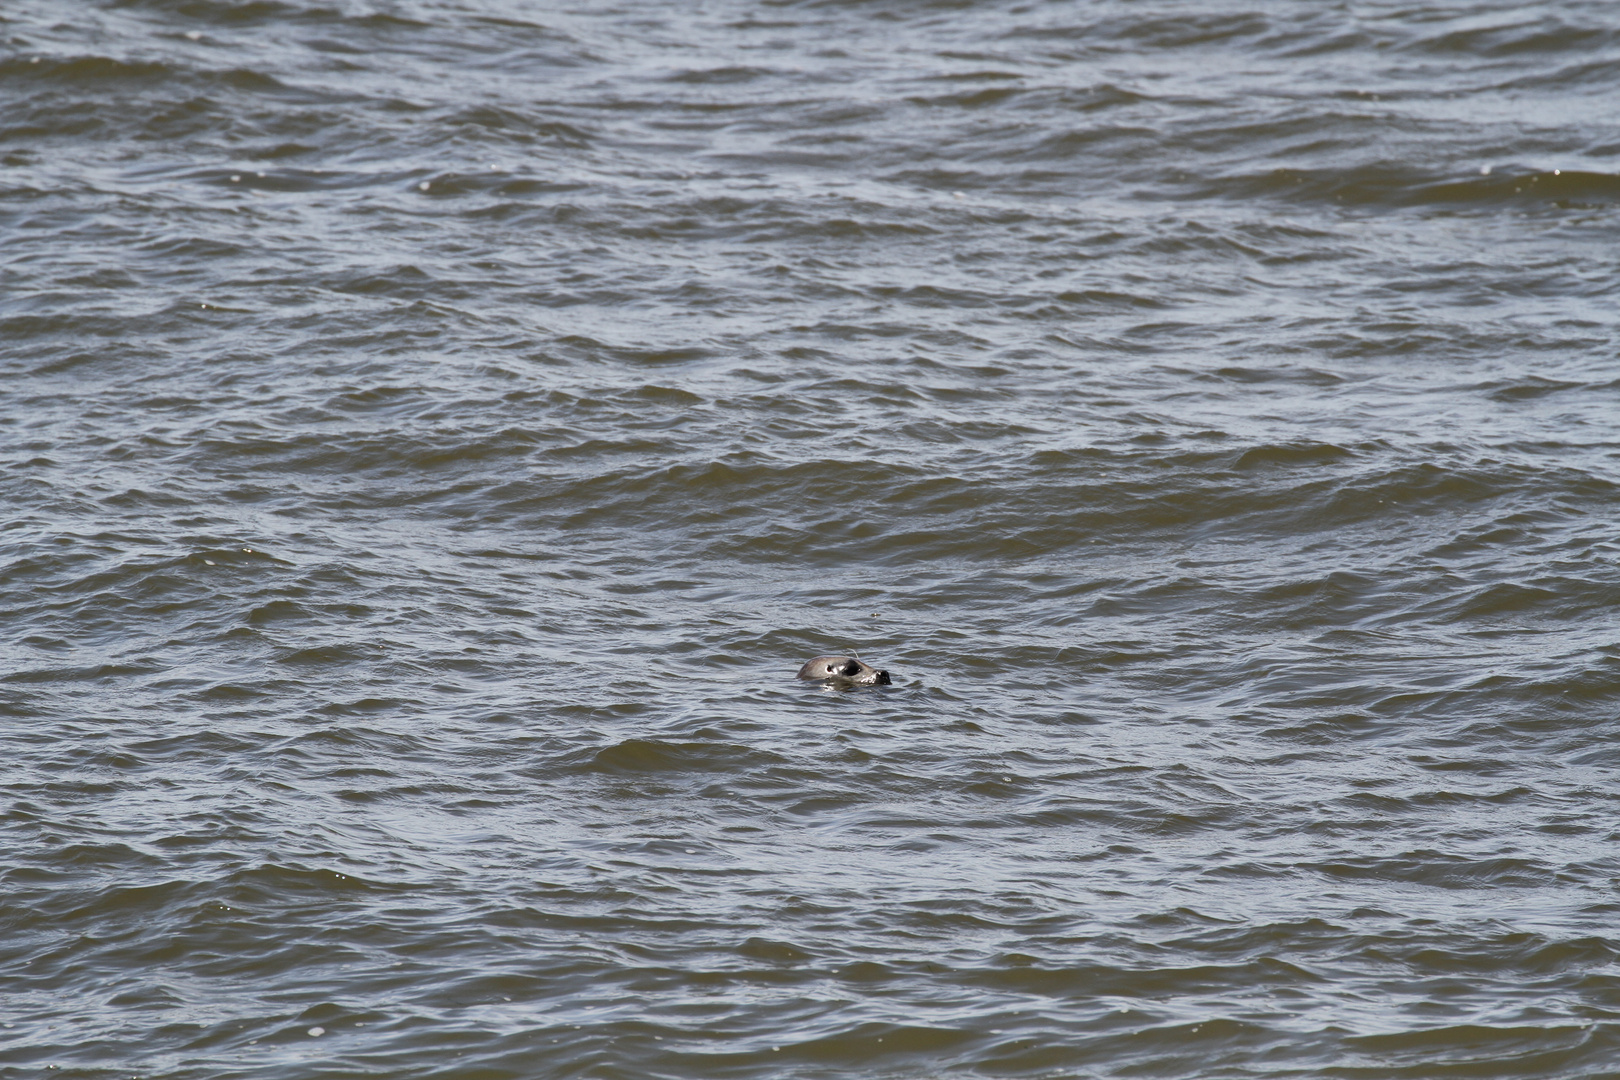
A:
796;655;892;686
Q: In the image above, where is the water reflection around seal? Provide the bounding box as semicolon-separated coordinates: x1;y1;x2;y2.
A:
3;0;1620;1077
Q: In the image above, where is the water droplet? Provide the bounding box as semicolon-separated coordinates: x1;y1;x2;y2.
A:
307;1026;325;1037
419;181;431;192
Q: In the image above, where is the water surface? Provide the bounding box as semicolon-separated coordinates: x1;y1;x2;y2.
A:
4;1;1620;1077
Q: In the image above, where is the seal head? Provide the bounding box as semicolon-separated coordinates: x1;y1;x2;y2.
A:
797;655;892;686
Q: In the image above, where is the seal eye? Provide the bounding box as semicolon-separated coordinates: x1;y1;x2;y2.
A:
840;660;861;677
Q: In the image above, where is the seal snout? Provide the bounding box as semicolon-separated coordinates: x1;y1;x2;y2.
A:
797;655;892;687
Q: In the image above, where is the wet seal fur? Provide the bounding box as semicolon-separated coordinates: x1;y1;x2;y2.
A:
797;655;892;686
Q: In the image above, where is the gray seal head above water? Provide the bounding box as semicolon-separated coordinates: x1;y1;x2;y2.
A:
796;655;892;686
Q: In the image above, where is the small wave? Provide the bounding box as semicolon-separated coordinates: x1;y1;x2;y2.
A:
1;55;172;83
586;737;791;775
1310;850;1556;890
666;66;777;85
1481;377;1586;402
1403;18;1616;59
442;107;592;146
1412;169;1620;208
1211;165;1620;210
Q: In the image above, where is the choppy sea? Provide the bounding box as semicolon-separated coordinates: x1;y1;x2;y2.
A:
4;1;1620;1077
